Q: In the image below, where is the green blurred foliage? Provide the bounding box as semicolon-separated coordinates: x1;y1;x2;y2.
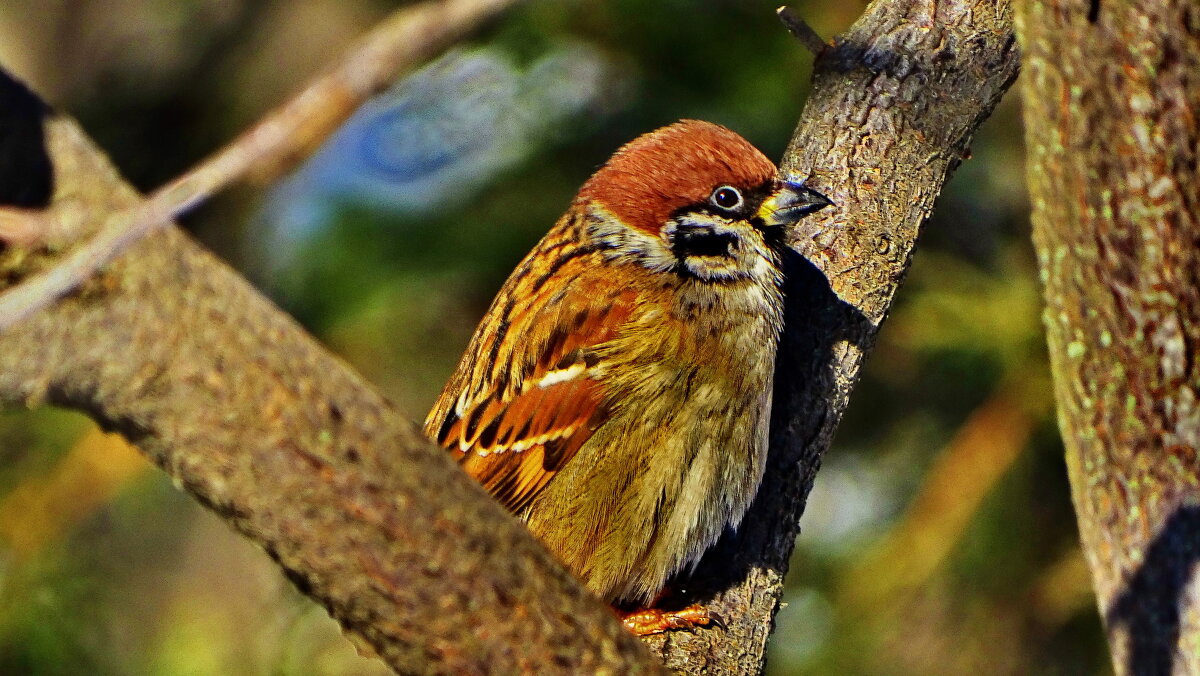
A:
0;0;1109;673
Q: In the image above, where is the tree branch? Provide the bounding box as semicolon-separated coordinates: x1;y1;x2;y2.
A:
0;0;1020;673
0;2;658;673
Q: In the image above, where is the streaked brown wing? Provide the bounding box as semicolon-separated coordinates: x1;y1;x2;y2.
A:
442;375;605;513
424;243;636;514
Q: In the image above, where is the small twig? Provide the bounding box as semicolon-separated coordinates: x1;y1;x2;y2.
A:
0;0;519;332
0;208;50;249
777;6;829;56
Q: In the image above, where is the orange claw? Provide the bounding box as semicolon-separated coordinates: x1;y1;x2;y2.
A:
617;603;722;636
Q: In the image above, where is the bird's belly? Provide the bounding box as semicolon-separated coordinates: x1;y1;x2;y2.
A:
523;363;773;605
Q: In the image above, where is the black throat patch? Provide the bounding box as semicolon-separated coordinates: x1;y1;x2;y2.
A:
672;223;737;259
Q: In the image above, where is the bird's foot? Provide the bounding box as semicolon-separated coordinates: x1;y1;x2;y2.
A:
617;603;723;636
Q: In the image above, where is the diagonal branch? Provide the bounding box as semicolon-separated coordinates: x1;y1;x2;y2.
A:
0;98;657;674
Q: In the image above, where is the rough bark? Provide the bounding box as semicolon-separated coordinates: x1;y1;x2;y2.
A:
0;0;1020;673
1017;1;1200;673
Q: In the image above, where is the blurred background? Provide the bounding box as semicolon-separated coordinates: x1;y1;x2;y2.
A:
0;0;1109;674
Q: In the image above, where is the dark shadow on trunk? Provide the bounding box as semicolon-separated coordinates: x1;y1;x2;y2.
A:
0;72;52;209
1107;504;1200;676
667;247;871;605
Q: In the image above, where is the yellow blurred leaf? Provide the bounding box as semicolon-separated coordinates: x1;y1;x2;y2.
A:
840;374;1051;611
0;426;148;558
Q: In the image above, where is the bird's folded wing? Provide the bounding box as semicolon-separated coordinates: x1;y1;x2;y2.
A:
425;284;635;514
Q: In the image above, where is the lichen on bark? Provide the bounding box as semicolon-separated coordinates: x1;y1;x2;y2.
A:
1017;0;1200;672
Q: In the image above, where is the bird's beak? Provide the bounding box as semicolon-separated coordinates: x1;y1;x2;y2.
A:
757;179;833;227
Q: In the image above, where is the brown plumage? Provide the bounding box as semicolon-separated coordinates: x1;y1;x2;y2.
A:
425;120;831;634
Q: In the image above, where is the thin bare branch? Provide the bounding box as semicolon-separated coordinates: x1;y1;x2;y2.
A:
0;0;518;333
776;6;828;57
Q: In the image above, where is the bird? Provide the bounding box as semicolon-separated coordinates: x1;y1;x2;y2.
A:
424;119;831;635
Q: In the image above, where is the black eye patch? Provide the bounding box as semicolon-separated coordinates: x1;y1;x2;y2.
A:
672;224;737;258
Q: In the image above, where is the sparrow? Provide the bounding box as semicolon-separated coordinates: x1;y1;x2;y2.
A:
424;120;831;635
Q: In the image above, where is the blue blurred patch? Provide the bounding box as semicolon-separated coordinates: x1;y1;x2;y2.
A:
257;44;611;267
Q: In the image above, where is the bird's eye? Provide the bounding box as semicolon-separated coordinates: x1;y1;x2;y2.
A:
710;186;743;211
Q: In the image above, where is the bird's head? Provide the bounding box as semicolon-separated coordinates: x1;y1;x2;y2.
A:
576;120;831;282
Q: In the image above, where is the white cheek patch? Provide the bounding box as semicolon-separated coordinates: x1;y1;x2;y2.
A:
585;206;676;273
585;205;775;284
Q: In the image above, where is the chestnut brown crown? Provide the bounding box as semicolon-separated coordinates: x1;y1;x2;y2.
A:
576;120;778;235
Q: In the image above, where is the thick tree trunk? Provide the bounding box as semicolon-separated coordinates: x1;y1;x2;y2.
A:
1017;1;1200;673
0;0;1019;672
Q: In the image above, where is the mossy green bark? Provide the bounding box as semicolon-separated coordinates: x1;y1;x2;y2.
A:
1018;0;1200;672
